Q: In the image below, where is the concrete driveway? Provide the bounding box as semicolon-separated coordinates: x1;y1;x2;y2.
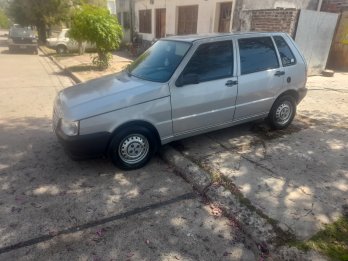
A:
0;34;255;260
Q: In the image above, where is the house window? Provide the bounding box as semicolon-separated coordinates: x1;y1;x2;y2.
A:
139;10;152;34
123;12;130;29
117;12;122;25
177;5;198;35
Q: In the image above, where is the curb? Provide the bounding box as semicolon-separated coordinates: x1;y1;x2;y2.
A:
160;147;279;245
39;46;84;84
160;146;328;261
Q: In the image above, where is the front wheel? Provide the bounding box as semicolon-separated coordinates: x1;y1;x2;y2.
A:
268;95;296;130
108;126;157;170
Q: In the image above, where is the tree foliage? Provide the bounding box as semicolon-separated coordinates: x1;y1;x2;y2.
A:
69;5;123;69
8;0;71;42
0;8;9;29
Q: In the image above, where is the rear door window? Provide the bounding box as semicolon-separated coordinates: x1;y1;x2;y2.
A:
273;35;296;67
238;37;279;75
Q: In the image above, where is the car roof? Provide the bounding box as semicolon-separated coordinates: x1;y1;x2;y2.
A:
164;32;283;42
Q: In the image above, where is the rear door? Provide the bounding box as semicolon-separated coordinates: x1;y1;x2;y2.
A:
272;34;307;93
170;39;238;135
234;36;284;121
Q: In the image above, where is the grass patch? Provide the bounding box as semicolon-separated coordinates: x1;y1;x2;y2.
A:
293;217;348;261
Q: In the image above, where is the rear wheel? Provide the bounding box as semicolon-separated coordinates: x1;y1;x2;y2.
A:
56;45;67;55
108;126;157;170
268;95;296;130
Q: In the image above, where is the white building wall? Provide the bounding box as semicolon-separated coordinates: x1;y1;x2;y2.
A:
134;0;236;41
107;0;117;15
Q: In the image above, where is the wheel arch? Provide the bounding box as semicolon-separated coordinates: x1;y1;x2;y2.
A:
56;44;67;51
276;89;299;104
107;120;161;152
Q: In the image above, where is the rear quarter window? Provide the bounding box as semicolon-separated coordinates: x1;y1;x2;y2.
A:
273;35;296;67
238;37;279;75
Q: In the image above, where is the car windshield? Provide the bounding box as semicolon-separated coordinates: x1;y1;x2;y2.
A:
10;28;34;38
128;40;191;83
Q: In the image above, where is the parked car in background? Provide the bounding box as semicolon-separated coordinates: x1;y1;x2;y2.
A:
8;26;38;54
46;28;95;54
53;32;307;170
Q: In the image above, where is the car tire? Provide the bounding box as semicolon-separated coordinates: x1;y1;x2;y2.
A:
56;45;67;55
108;125;158;170
268;95;296;130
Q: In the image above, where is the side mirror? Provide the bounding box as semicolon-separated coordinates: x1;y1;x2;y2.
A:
176;73;199;87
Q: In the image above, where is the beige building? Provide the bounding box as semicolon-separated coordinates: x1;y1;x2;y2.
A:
133;0;236;41
116;0;323;42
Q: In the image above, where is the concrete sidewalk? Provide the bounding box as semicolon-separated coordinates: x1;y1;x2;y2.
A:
40;46;133;82
170;73;348;241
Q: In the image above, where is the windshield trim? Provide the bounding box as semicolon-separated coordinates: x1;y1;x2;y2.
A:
129;40;193;83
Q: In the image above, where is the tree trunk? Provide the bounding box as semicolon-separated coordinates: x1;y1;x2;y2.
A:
36;21;47;44
98;51;108;70
78;41;85;55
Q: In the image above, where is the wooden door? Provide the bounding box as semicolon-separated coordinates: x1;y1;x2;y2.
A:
177;5;198;35
156;8;166;39
218;2;232;33
327;10;348;70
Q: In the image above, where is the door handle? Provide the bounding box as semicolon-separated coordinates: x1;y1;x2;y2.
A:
274;71;285;77
226;80;238;87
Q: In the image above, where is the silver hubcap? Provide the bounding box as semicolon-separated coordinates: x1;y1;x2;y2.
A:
275;101;293;125
118;134;149;164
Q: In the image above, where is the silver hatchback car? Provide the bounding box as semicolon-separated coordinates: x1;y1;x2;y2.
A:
53;32;307;170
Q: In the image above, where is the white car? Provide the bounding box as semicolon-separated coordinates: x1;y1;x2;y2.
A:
46;29;95;54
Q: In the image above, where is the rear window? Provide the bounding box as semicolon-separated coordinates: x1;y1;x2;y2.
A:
238;37;279;75
273;35;296;67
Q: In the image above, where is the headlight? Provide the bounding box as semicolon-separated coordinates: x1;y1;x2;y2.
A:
32;38;37;43
60;119;79;136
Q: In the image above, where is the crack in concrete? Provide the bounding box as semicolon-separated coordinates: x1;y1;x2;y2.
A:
0;192;196;255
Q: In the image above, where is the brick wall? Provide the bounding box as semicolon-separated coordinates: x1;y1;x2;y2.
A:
321;0;348;13
250;9;300;37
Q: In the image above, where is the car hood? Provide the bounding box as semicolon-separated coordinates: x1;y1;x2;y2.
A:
59;71;169;120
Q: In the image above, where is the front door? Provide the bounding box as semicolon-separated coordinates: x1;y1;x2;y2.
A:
218;2;232;33
156;8;166;39
234;36;284;121
170;40;238;135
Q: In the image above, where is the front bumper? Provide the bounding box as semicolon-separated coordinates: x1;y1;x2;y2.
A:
55;127;111;160
9;43;38;51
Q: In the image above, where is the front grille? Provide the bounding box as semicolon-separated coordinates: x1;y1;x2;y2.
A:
12;37;34;44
